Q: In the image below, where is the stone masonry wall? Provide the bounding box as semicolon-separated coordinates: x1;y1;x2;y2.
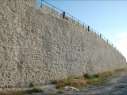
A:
0;0;126;88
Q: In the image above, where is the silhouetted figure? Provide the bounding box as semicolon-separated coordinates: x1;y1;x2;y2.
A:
88;26;90;32
63;11;65;18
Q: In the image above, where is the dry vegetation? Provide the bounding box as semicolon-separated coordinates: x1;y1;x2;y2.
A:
55;68;127;89
54;71;114;89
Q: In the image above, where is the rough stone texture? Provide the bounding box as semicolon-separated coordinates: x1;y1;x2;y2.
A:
0;0;126;88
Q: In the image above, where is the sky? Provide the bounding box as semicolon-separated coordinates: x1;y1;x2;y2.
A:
37;0;127;60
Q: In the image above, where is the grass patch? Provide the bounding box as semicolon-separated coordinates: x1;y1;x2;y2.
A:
24;87;43;94
29;82;34;88
83;74;99;79
86;75;106;85
85;71;113;85
114;68;127;73
24;88;43;94
25;82;43;94
55;76;87;89
55;71;114;89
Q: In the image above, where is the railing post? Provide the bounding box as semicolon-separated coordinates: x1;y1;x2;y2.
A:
107;40;108;44
100;33;102;38
41;0;43;8
62;11;65;19
88;26;90;32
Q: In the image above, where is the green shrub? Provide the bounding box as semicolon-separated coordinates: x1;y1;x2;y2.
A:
85;72;113;85
83;74;99;79
29;82;34;88
25;88;43;94
56;77;87;89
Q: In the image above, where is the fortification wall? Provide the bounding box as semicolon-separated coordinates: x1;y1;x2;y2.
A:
0;0;126;88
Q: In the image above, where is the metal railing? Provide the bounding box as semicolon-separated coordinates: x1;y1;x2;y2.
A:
41;0;86;27
40;0;115;49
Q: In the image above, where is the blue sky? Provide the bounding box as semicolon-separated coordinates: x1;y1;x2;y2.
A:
37;0;127;59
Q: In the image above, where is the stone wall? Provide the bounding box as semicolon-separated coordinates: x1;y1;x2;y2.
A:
0;0;126;88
